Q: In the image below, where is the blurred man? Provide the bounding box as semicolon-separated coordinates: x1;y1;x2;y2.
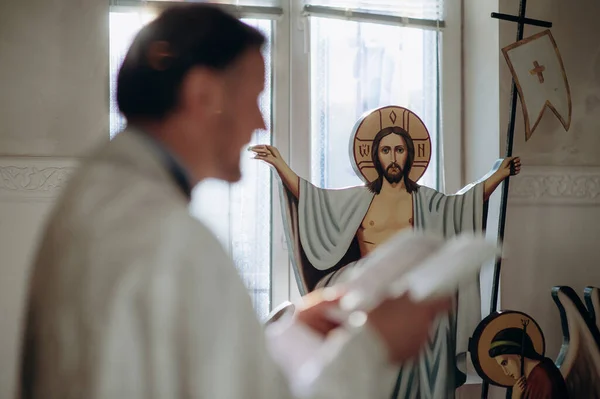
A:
18;5;451;399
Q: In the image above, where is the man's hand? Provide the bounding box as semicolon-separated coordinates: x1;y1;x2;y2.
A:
294;289;452;364
367;294;453;363
295;288;343;337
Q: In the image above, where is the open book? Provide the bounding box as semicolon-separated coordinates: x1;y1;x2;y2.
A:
327;230;501;321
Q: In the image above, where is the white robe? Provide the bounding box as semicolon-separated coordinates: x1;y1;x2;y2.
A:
17;129;394;399
278;175;496;398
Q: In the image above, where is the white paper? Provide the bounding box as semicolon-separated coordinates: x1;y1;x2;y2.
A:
327;231;500;321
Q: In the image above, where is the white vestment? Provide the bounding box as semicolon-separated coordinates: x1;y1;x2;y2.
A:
278;175;494;399
17;129;395;399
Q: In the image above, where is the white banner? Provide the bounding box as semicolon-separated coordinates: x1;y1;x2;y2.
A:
502;29;572;140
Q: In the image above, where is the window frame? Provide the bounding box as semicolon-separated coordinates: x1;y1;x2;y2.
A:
108;0;463;308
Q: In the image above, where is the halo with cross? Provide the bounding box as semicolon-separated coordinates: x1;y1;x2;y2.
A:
349;105;431;185
469;310;546;387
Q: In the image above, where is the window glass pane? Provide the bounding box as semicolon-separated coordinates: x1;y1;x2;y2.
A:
310;18;439;190
190;19;273;320
109;10;156;139
109;12;273;319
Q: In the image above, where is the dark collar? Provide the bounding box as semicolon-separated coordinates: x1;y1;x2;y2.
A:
129;127;193;201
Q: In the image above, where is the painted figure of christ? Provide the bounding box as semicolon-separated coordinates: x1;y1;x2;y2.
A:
252;106;521;398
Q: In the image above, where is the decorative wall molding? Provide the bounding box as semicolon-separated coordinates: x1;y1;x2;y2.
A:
1;159;598;205
0;157;80;201
510;166;600;206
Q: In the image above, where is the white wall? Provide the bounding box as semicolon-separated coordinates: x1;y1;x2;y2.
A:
504;166;600;357
0;1;107;397
462;0;501;318
460;0;502;396
462;0;600;398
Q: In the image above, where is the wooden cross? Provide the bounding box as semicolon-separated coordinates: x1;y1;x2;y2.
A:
480;2;553;399
530;60;546;83
491;12;553;29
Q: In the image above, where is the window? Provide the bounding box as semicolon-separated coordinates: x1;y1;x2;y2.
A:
310;18;440;189
109;6;274;320
108;0;458;316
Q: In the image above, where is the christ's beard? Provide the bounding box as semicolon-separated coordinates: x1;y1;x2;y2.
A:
383;163;403;184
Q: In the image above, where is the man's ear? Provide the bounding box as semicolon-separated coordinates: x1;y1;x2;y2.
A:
180;67;225;115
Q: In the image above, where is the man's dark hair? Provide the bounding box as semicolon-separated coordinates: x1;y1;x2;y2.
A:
488;327;544;361
367;126;419;194
116;4;266;121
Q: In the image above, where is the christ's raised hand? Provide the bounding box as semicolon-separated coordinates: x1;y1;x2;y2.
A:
250;144;300;198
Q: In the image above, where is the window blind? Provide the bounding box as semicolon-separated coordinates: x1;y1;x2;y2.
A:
111;0;281;6
304;0;444;24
